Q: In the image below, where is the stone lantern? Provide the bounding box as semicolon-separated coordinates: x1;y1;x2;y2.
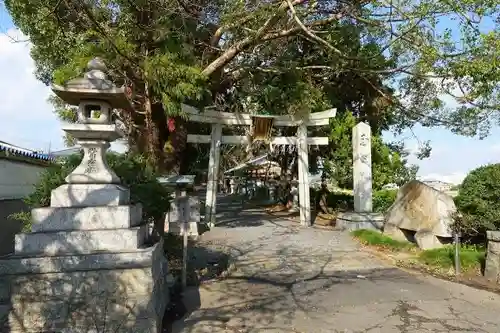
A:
0;58;170;333
46;58;133;206
52;57;130;185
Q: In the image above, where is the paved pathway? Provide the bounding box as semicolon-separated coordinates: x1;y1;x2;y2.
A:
173;195;500;332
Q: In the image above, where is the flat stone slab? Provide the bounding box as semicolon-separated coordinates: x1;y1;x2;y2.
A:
31;205;142;232
50;183;130;208
336;212;385;231
14;226;148;256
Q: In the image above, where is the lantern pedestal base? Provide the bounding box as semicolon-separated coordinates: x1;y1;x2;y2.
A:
65;140;120;184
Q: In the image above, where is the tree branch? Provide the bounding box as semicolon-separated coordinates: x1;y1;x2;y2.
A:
201;0;307;77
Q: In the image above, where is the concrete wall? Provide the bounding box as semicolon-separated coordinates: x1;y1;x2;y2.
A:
0;160;46;256
0;159;47;200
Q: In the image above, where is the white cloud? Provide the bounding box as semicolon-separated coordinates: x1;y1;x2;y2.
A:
489;143;500;154
419;172;466;185
0;28;126;153
0;28;64;152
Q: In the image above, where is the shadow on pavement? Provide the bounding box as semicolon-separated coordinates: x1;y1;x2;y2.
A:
170;245;436;333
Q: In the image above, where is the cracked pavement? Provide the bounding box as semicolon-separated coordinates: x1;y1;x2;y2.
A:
172;196;500;333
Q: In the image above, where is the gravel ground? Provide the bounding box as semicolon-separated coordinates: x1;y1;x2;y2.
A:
171;194;500;333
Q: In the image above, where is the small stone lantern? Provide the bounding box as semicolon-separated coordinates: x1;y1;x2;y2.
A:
51;57;133;184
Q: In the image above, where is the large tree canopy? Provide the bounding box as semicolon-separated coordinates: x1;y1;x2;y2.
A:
4;0;499;173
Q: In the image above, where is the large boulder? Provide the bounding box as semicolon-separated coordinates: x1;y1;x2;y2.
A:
384;180;456;249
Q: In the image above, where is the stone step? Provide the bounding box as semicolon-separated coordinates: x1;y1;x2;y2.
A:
14;226;148;255
50;183;130;208
0;245;163;275
31;204;142;232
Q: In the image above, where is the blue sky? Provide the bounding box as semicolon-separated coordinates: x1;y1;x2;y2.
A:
0;6;498;184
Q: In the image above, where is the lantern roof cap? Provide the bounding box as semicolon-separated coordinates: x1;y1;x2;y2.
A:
51;57;133;111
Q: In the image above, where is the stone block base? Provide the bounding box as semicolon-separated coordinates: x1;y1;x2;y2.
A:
31;204;142;232
15;225;148;255
336;212;385;231
0;240;169;333
50;184;130;208
485;231;500;283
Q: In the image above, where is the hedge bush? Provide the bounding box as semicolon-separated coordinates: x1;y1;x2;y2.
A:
372;189;397;213
454;164;500;238
11;153;171;232
312;188;397;213
325;192;354;211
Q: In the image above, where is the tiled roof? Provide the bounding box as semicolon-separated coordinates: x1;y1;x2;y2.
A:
49;147;83;157
0;141;54;162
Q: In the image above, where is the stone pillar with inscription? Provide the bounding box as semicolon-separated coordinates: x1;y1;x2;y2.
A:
335;122;385;231
353;122;373;212
0;58;170;333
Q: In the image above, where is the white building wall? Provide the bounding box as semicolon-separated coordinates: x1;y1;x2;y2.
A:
0;159;47;200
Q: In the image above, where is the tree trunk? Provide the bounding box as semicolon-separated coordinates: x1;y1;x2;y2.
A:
143;82;161;169
164;117;188;174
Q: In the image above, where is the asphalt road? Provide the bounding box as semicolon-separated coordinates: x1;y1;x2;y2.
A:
172;195;500;333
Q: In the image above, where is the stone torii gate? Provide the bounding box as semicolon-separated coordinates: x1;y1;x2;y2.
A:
182;104;336;227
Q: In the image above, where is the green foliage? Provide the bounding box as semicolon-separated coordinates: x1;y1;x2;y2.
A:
418;246;485;271
324;192;355;211
312;188;396;213
311;190;397;213
352;230;485;271
145;53;207;116
351;229;414;251
453;164;500;238
11;153;170;232
372;189;398;213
